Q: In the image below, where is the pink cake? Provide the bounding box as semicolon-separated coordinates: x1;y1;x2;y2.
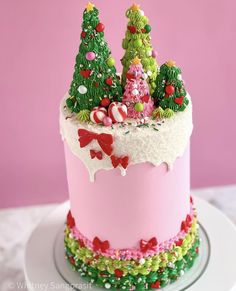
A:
60;3;199;289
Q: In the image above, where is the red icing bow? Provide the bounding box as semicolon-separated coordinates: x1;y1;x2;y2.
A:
93;236;110;253
111;155;129;169
78;129;113;156
90;150;103;160
67;210;75;228
181;214;192;232
140;237;158;253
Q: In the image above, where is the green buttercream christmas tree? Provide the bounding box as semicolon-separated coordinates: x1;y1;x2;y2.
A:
153;60;189;112
67;2;122;113
121;3;158;94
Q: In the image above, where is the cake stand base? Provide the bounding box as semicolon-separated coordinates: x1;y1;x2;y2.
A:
24;197;236;291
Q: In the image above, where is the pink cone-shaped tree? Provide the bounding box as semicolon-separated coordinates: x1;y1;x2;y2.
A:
122;57;154;119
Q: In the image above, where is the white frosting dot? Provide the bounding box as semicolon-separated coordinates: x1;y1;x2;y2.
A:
139;10;145;16
69;233;74;239
105;283;111;289
143;73;148;80
180;270;185;276
78;85;87;94
132;89;139;96
147;70;152;76
139;258;145;265
178;74;183;80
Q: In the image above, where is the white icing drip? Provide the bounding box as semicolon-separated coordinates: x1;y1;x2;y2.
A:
60;94;193;182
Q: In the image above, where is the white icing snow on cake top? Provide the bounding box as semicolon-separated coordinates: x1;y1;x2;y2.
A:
60;94;193;182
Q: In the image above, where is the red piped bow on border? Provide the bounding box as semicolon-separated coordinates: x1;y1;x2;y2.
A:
181;214;192;232
111;155;129;169
140;237;158;253
67;210;75;228
90;150;103;160
93;237;110;253
78;129;113;156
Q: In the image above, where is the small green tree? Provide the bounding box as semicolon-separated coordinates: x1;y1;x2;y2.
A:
67;2;122;113
121;4;158;94
153;60;189;112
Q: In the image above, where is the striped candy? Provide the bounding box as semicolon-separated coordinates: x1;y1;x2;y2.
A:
108;102;127;123
90;107;107;124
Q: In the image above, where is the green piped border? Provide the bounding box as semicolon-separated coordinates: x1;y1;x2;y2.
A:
64;218;198;277
65;236;200;290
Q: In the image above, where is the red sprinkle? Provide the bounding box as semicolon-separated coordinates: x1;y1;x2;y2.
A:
151;281;161;289
114;269;124;278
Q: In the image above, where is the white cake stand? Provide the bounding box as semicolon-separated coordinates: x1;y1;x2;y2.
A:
24;197;236;291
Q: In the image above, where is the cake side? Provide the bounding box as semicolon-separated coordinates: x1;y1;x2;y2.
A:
64;142;191;248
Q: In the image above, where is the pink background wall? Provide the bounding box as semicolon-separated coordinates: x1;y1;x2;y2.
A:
0;0;236;208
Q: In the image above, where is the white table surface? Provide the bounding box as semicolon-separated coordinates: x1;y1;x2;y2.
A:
1;185;236;291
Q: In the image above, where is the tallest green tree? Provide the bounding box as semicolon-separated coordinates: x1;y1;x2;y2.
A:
67;2;122;113
121;4;158;94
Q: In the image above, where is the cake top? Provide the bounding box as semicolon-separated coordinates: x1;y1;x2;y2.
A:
60;94;192;181
65;2;190;127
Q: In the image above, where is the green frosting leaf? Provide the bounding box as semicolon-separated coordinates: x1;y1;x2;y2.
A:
152;107;165;119
163;108;174;118
77;109;91;122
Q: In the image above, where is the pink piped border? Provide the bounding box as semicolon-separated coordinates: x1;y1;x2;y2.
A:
69;204;196;261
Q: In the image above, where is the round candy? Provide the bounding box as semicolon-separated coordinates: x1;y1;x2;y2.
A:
100;97;111;107
96;23;105;32
144;24;151;33
165;84;175;95
90;107;107;124
134;102;144;112
107;57;115;67
108;102;127;123
86;52;96;61
103;116;112;127
152;50;158;58
78;85;87;94
134;39;142;48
